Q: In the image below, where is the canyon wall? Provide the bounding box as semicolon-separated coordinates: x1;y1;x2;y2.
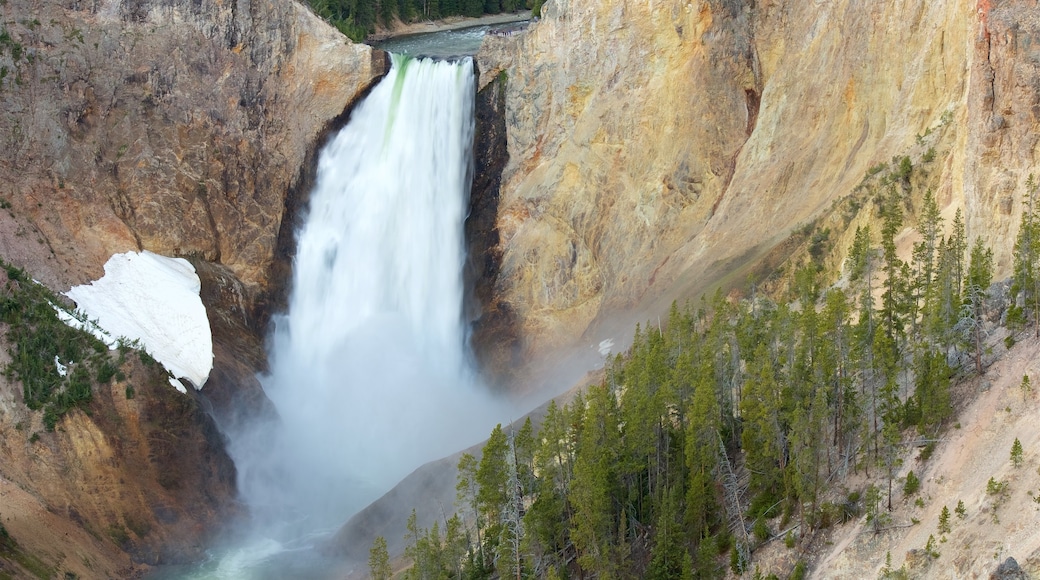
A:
0;0;383;570
473;0;1040;385
0;0;381;309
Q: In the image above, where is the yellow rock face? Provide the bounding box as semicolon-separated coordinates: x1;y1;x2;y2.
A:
475;0;1038;380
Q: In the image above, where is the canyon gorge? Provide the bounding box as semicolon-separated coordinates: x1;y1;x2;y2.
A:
0;0;1038;577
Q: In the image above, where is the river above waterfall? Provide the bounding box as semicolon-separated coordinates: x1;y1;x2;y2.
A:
369;16;529;58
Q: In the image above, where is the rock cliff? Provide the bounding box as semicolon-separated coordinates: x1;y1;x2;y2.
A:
0;0;382;570
472;0;1036;385
0;0;381;308
0;352;237;574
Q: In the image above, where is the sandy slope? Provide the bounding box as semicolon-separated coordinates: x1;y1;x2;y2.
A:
0;473;141;578
813;335;1040;579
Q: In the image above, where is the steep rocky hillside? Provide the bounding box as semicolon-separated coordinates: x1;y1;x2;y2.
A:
329;0;1040;573
0;0;380;306
473;0;1038;389
0;0;383;572
0;338;237;576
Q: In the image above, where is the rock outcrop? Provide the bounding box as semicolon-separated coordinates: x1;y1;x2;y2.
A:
965;1;1040;274
473;0;1012;384
0;0;382;311
0;350;236;573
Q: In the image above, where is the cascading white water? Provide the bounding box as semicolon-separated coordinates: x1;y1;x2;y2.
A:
229;55;505;540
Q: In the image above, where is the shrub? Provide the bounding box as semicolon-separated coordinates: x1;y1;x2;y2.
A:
904;470;921;496
752;517;770;542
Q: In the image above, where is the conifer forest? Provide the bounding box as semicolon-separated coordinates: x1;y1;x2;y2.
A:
374;174;1040;579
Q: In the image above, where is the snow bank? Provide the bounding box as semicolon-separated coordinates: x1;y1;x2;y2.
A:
63;251;213;392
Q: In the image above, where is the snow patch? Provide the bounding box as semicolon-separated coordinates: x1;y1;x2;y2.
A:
54;356;67;377
168;376;187;394
63;251;213;390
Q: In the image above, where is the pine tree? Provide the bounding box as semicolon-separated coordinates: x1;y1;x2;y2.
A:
456;452;485;567
821;288;857;471
950;209;967;297
443;515;467;579
961;238;994;375
570;383;621;578
369;536;392;580
1011;175;1040;337
740;343;786;511
911;190;943;336
647;487;684;580
914;347;951;431
880;190;908;340
937;505;951;535
848;225;872;282
1011;438;1024;468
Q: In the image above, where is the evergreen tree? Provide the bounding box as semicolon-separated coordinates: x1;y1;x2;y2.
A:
740;343;786;512
647;487;685;580
911;190;943;337
938;505;951;535
950;209;967;297
497;432;525;580
821;289;857;471
456;452;485;568
685;362;721;538
961;238;994;375
570;383;622;578
913;347;951;431
1011;175;1040;337
379;0;399;27
1011;437;1024;468
880;189;908;341
369;535;392;580
848;225;872;282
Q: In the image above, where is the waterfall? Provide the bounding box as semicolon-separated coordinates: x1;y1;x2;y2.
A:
230;55;504;538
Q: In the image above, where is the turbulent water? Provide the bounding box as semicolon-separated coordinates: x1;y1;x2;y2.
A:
165;55;507;578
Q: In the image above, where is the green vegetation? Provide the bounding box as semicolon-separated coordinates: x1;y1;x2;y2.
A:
937;505;951;535
381;176;1033;577
369;536;392;580
1011;438;1023;468
1009;175;1040;338
903;471;920;496
0;25;24;62
0;524;55;580
986;477;1009;523
924;534;940;559
0;262;120;430
305;0;536;41
377;155;1040;578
